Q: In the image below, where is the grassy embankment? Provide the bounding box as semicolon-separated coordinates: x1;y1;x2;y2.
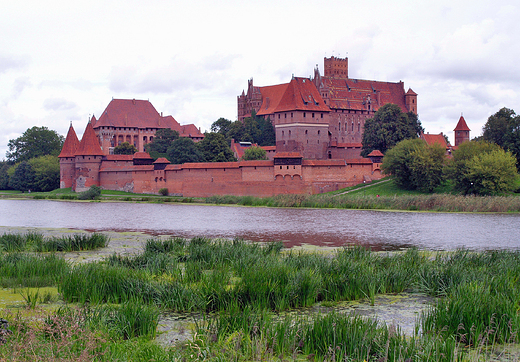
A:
2;233;520;361
2;178;520;212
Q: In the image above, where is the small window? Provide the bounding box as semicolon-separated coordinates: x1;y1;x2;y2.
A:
303;112;306;118
312;113;315;118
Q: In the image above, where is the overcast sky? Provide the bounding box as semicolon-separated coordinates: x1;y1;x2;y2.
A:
1;0;519;160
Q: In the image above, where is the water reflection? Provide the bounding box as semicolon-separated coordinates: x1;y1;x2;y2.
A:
1;199;520;251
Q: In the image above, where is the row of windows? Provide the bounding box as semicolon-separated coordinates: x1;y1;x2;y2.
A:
99;126;156;133
338;122;361;133
281;129;322;137
277;112;325;119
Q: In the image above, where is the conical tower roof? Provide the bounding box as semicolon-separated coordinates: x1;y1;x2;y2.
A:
454;115;470;131
75;121;104;156
58;123;80;158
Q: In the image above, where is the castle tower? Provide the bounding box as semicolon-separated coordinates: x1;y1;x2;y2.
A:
324;56;348;78
58;123;80;189
405;88;418;115
74;121;104;192
454;115;470;146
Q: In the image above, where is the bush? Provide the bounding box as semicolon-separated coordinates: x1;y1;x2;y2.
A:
158;188;168;196
77;185;101;200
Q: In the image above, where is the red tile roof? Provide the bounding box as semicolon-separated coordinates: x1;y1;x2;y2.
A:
153;157;171;164
105;155;134;161
58;123;80;158
421;133;448;148
257;77;329;116
133;152;153;160
274;152;303;158
303;160;346;166
367;150;384;157
75;122;104;156
322;77;409;114
92;99;204;137
238;160;274;167
454;116;470;131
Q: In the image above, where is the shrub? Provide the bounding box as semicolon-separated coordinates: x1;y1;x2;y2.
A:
158;188;168;196
77;185;101;200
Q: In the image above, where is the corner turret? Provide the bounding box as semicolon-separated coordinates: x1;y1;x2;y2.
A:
58;123;80;189
74;121;104;192
454;115;470;146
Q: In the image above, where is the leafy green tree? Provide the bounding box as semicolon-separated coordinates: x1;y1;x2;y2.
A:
6;126;64;164
446;140;517;195
482;108;516;149
464;149;517;195
197;133;236;162
445;140;502;194
28;155;60;192
381;139;446;192
361;104;423;157
210;118;233;135
77;185;102;200
242;146;268;161
114;142;138;155
8;161;35;192
166;137;203;164
144;128;179;159
0;161;11;190
482;108;520;168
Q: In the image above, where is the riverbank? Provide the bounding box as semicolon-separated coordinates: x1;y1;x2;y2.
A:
2;179;520;212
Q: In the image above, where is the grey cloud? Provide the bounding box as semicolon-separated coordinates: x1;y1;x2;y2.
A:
0;54;30;74
43;98;78;111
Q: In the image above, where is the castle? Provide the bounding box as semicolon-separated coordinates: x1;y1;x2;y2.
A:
238;56;417;160
59;57;464;197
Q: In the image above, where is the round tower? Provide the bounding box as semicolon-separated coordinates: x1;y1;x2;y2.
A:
58;123;80;189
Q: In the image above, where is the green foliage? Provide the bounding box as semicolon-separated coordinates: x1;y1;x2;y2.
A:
158;187;168;196
28;155;60;192
382;139;446;192
6;126;64;164
113;142;138;155
197;132;236;162
77;185;102;200
0;161;10;190
361;104;423;156
8;161;35;192
241;145;268;161
144;128;179;157
211;113;275;146
166;137;203;164
483;107;520;168
446;140;517;195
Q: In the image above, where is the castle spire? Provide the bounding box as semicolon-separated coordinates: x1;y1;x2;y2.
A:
58;123;80;158
75;121;104;156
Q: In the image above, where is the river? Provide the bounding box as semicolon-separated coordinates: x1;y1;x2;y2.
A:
1;199;519;250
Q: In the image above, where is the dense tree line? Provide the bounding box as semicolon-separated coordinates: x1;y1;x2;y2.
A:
1;127;64;192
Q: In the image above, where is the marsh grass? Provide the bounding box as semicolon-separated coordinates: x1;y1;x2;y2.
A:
0;253;69;287
0;232;109;252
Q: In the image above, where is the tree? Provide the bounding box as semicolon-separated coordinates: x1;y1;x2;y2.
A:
144;128;179;159
381;139;445;192
197;133;236;162
242;146;268;161
0;161;10;190
28;155;60;192
210;112;275;147
114;142;138;155
361;104;423;157
482;108;516;148
464;149;517;195
6;126;64;164
166;137;203;164
8;161;35;192
445;140;502;194
482;108;520;168
446;140;517;195
210;118;233;135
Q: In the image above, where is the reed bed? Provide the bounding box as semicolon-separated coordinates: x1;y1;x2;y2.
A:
0;253;69;287
4;235;520;360
206;193;520;212
0;231;109;252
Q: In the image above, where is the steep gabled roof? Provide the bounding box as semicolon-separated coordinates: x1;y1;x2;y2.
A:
454;116;470;131
58;123;80;158
321;77;409;113
256;78;329;116
75;122;104;156
421;133;449;148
